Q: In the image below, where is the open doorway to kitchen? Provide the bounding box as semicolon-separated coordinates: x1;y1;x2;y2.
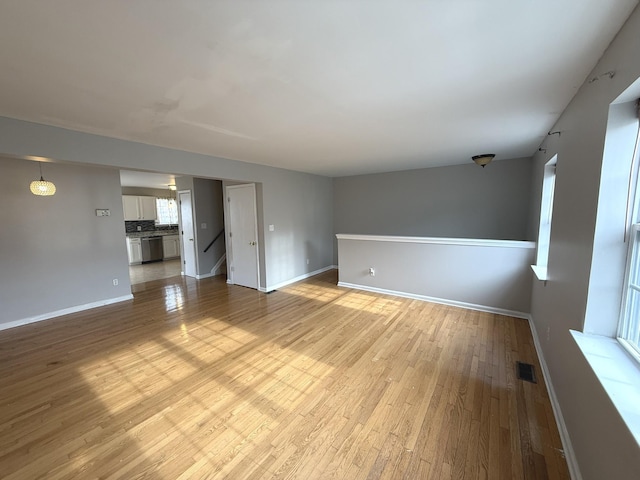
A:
129;259;182;284
121;170;182;285
120;170;227;286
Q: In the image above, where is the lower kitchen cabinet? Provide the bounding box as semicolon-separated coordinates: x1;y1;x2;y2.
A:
126;237;142;265
162;235;180;259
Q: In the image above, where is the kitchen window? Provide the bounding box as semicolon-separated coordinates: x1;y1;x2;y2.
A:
156;198;179;225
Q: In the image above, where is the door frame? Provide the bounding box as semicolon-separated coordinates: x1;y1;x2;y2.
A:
178;190;197;278
224;183;260;289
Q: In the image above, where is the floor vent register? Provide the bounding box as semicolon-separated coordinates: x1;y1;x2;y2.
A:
516;361;537;383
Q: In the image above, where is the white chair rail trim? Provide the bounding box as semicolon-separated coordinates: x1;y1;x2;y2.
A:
336;234;535;249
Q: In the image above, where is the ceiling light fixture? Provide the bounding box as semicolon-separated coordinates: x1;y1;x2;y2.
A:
30;162;56;196
167;184;177;201
472;154;495;168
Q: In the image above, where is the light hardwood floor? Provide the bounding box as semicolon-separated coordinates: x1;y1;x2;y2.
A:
0;271;569;479
129;259;182;285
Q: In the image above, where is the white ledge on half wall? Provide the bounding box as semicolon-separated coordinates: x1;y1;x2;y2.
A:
335;234;536;249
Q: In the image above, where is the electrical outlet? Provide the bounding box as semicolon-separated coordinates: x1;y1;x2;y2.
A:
546;326;550;341
369;267;375;276
112;278;119;286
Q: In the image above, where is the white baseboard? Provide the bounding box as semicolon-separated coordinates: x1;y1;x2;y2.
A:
336;281;529;319
195;255;227;280
527;316;582;480
259;265;337;293
195;272;215;279
212;253;226;276
0;294;134;332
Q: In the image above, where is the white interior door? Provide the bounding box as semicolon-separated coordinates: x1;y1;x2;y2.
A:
227;184;259;289
179;191;197;278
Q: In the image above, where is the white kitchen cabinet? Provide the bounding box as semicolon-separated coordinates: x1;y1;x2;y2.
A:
122;196;139;221
122;195;157;221
163;235;180;259
126;237;142;265
138;196;157;220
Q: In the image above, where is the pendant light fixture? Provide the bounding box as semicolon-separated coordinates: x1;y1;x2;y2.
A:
472;154;495;168
30;162;56;196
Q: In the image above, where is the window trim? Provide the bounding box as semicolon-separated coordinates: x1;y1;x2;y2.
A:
617;119;640;361
532;155;557;281
618;222;640;363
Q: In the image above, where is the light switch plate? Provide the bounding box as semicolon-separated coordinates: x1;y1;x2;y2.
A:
95;209;110;217
269;224;275;231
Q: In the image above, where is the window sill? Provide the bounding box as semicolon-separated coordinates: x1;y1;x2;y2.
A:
531;265;548;281
571;330;640;446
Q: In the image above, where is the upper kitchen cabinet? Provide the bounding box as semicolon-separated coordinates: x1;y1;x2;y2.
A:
122;195;157;221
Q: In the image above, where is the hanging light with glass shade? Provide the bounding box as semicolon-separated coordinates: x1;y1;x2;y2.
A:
472;154;495;168
30;162;56;196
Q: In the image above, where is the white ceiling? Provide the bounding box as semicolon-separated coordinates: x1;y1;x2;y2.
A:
0;1;637;177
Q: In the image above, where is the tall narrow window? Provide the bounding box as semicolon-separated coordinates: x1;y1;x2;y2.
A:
618;116;640;361
532;155;557;280
620;225;640;359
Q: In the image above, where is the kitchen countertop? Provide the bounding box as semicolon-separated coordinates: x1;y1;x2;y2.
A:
126;230;179;238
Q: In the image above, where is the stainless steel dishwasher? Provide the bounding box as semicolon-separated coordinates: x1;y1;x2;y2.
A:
141;236;163;263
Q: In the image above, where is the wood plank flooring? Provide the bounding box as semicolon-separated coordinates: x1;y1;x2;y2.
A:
0;270;570;479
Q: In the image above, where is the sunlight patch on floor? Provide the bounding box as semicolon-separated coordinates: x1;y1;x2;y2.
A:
77;341;200;415
283;282;344;303
163;284;185;312
334;291;403;315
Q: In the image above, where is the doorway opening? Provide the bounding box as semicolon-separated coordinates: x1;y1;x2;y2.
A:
128;259;182;285
120;171;228;286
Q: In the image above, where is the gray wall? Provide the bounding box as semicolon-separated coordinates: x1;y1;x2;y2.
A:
0;117;334;293
175;175;194;193
0;157;131;327
334;157;533;240
337;236;534;315
528;6;640;479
